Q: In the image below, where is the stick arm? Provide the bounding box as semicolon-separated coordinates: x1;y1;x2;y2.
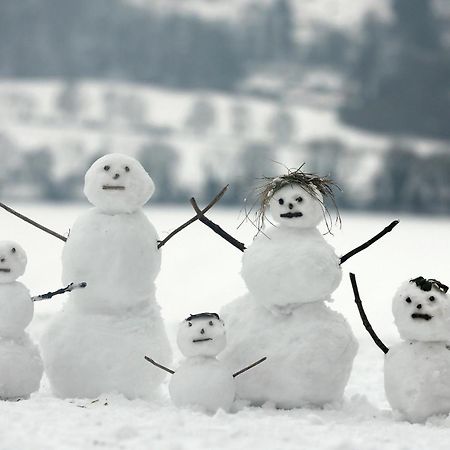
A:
32;282;87;302
144;356;175;375
349;273;389;354
233;357;267;378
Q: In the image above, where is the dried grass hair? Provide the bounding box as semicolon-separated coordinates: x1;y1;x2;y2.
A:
243;166;342;235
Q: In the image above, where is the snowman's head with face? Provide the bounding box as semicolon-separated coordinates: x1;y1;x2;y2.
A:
0;241;27;284
84;153;155;214
392;277;450;342
177;313;227;358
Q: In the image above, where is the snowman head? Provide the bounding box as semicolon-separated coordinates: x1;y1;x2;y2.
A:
0;241;27;283
177;313;227;358
255;167;339;231
84;153;155;214
392;277;450;342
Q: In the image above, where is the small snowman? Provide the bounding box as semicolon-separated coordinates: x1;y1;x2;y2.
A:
145;313;266;412
0;241;85;400
190;168;397;408
351;273;450;423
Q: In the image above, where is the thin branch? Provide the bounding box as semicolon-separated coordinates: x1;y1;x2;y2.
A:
157;185;229;249
190;198;246;252
144;356;175;375
350;273;389;354
233;357;267;378
0;201;67;242
32;282;87;302
340;220;399;265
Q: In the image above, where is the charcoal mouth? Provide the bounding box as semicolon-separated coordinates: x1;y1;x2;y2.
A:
192;338;212;343
280;212;303;218
102;185;125;190
411;313;433;321
0;268;11;273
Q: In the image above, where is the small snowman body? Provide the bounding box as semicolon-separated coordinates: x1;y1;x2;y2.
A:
41;154;171;399
0;241;43;399
222;180;357;407
385;278;450;422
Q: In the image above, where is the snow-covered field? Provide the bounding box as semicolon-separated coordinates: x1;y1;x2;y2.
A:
1;203;450;450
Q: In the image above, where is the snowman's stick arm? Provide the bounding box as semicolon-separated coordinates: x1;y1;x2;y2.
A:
32;282;87;302
0;201;67;242
340;220;399;265
350;273;389;354
190;198;246;252
144;356;175;375
233;357;267;378
157;185;229;249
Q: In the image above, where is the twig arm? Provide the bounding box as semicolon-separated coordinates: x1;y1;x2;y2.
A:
144;356;175;375
340;220;399;265
190;198;246;252
32;282;87;302
157;185;229;249
233;357;267;378
0;202;67;242
350;273;389;354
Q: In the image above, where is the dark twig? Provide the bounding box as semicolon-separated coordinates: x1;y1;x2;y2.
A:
32;282;87;302
144;356;175;375
233;357;267;378
157;185;229;249
350;273;389;354
190;198;246;252
340;220;399;265
0;201;67;242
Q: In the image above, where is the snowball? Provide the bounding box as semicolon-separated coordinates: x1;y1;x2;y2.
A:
169;357;235;412
0;334;43;399
268;184;324;229
0;241;27;284
177;316;226;358
392;281;450;342
84;153;155;214
41;304;172;399
220;294;357;408
385;342;450;422
0;283;33;338
241;226;342;310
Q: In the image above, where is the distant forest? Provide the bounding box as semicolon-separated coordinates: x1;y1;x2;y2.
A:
0;0;449;139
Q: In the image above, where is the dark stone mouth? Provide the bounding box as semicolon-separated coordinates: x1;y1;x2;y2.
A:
280;212;303;218
0;268;11;273
192;338;212;343
102;185;125;190
411;313;433;321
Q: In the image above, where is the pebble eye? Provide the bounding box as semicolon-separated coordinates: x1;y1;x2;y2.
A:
278;198;284;205
405;297;412;303
188;322;192;327
296;196;303;202
429;296;435;302
11;247;16;254
104;165;110;171
125;166;130;172
209;321;214;326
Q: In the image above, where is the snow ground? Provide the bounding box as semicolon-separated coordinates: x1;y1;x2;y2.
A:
1;203;450;449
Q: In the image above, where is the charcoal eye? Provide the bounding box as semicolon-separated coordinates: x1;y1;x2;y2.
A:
296;196;303;202
209;321;214;326
104;165;110;171
405;297;412;303
429;296;435;302
125;166;130;172
188;322;192;327
278;198;284;205
11;248;16;254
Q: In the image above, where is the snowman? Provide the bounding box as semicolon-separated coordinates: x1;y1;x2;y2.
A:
145;312;266;412
0;241;85;400
39;153;174;399
191;168;397;408
351;273;450;423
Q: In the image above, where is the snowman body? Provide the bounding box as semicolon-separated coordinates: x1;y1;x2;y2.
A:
0;242;43;399
221;183;357;407
41;154;171;399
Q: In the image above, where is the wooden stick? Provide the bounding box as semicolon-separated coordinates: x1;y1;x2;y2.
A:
190;198;246;252
144;356;175;375
340;220;399;265
157;185;229;249
32;282;87;302
233;357;267;378
0;201;67;242
350;273;389;354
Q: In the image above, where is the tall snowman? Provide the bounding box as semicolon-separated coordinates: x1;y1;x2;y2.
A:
41;153;172;399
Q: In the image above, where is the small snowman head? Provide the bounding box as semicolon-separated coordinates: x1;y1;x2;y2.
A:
84;153;155;214
255;167;340;231
0;241;27;283
177;313;226;358
392;276;450;342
